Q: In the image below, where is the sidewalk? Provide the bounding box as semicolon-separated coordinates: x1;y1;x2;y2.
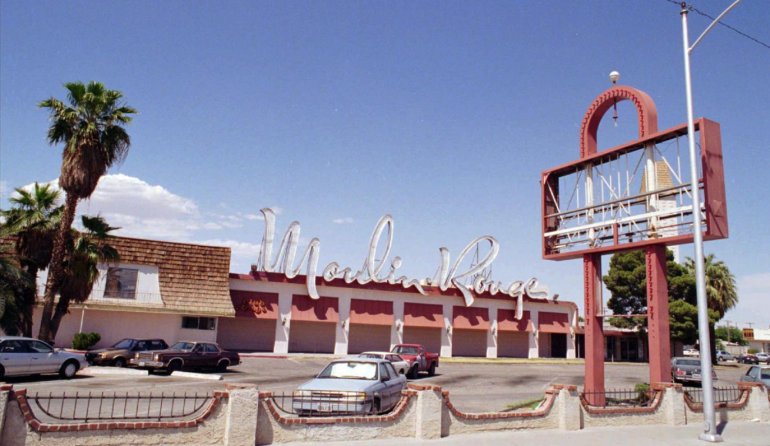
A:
280;421;770;446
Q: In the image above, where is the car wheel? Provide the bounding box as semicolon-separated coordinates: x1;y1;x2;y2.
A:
168;360;183;373
113;357;127;368
428;362;436;376
216;359;229;372
407;365;419;379
0;365;5;380
59;360;79;379
373;397;381;414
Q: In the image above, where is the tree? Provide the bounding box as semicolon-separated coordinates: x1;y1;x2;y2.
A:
0;245;31;335
1;183;62;335
37;81;136;343
46;216;119;338
715;325;747;346
603;249;690;332
684;254;738;365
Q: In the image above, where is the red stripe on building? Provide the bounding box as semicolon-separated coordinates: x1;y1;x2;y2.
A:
538;311;570;334
230;290;279;319
349;299;394;326
291;295;339;323
403;303;444;328
452;306;490;331
497;309;533;332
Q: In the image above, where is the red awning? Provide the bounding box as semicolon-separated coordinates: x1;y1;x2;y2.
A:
403;303;444;328
497;309;533;332
452;306;490;331
538;312;571;334
349;299;394;326
230;290;279;319
291;295;339;323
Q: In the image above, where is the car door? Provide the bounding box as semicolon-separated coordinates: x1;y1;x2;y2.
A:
26;340;58;374
0;339;33;376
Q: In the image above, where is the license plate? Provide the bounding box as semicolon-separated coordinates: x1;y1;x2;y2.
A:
692;374;701;379
318;403;331;412
139;361;145;367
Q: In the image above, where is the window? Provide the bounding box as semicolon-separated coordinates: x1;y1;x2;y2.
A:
379;363;390;381
204;344;219;353
181;316;216;330
104;267;138;299
27;340;53;353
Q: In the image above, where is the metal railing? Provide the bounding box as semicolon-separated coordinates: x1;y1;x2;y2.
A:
581;387;655;408
269;391;395;417
683;386;743;405
27;391;213;423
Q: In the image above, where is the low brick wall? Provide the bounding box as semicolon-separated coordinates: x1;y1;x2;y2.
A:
2;382;767;444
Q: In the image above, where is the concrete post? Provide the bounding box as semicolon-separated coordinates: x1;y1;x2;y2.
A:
0;385;10;439
415;388;443;439
224;385;259;446
557;385;581;430
743;383;770;422
655;383;685;425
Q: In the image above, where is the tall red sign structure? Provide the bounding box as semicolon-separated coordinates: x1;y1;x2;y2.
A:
541;84;727;402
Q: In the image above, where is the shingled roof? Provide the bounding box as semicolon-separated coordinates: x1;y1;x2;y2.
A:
105;236;235;317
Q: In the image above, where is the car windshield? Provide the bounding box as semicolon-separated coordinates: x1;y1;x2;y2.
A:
359;353;383;359
318;361;377;380
393;346;418;354
111;339;134;349
676;359;701;366
170;342;195;351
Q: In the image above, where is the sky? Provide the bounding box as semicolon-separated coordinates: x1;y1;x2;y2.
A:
1;1;768;329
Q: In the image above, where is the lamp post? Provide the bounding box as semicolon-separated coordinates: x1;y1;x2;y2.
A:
679;0;742;442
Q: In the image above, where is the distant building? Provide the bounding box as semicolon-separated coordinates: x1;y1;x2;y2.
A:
743;328;770;353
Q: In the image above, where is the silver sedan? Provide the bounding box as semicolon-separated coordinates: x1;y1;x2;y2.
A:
0;336;87;380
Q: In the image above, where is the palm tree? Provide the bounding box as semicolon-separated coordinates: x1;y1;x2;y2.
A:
1;183;62;335
0;245;31;335
47;216;120;338
38;81;136;343
685;254;738;364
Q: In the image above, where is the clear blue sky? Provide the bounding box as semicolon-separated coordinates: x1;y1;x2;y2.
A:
2;1;768;329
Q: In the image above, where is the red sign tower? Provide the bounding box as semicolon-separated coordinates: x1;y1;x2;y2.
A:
541;84;727;403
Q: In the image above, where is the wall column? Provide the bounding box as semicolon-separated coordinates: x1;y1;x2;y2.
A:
334;296;351;355
273;292;292;354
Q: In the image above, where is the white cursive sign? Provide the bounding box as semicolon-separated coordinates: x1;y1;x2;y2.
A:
255;208;552;319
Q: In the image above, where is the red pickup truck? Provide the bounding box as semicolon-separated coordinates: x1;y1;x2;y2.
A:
391;344;439;378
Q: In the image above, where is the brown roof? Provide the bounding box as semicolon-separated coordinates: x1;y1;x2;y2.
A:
105;236;234;317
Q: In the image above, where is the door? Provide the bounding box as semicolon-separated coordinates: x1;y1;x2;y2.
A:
0;339;32;376
26;340;58;374
550;334;567;358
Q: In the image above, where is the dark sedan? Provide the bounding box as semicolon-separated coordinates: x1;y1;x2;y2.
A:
671;357;717;385
129;341;240;373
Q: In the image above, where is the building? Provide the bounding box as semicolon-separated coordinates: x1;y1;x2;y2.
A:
743;328;770;354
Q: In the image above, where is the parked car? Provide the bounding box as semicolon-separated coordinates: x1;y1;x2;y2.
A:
683;348;699;357
358;351;409;375
755;352;770;364
129;341;240;373
0;336;87;380
391;343;439;378
716;350;734;362
671;357;718;385
292;358;406;416
85;338;168;367
740;365;770;388
738;354;760;364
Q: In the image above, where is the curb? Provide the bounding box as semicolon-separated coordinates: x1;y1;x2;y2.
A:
80;366;149;376
170;371;223;380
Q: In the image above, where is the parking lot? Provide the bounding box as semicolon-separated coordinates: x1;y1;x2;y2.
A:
3;356;751;413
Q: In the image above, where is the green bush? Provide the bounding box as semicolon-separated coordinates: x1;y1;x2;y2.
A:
635;383;651;405
72;332;101;350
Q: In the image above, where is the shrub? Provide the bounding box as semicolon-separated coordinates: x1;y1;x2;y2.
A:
635;383;651;405
72;332;101;350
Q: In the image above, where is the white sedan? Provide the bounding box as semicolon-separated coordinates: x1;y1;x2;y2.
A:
358;351;410;375
0;336;87;379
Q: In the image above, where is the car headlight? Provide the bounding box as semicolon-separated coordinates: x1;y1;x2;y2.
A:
99;353;109;358
344;392;367;402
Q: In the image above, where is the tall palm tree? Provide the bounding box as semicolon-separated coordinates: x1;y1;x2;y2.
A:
38;81;136;343
685;254;738;364
47;216;120;338
1;183;62;335
0;245;31;335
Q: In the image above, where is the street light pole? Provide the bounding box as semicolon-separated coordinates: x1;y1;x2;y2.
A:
679;0;741;442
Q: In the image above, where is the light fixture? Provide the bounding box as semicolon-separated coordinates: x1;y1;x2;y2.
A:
341;319;348;329
282;316;289;326
609;70;620;85
491;326;497;336
395;321;403;332
446;325;452;335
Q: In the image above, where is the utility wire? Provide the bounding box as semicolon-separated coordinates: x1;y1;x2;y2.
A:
666;0;770;50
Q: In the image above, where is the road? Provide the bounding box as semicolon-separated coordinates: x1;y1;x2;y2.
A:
3;356;749;413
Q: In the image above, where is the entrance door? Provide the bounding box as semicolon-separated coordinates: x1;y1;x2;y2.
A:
550;333;567;358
